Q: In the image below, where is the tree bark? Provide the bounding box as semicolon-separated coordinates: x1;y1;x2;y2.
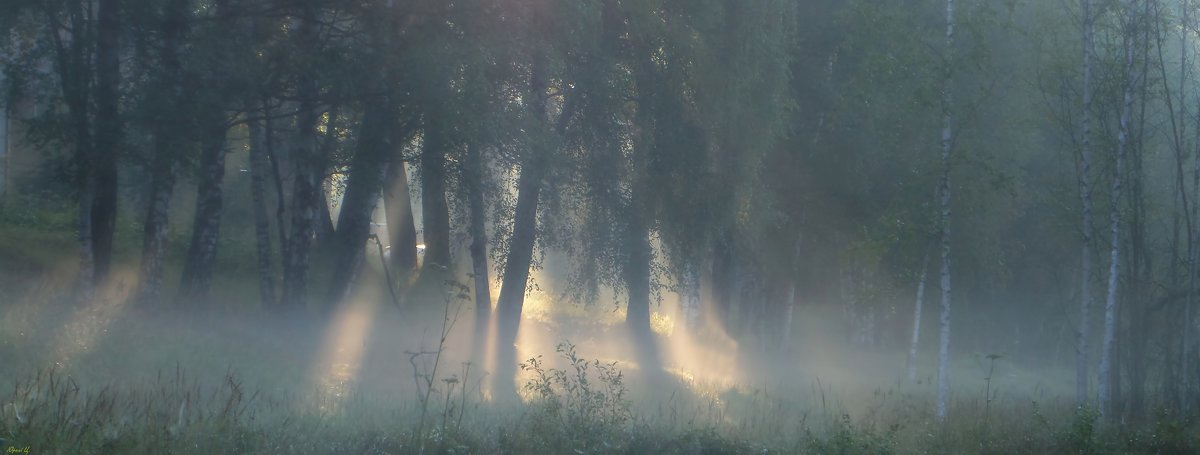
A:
419;121;453;272
178;124;228;303
1076;0;1096;409
493;157;543;399
1099;0;1136;419
137;0;188;305
138;135;178;305
624;198;661;373
47;0;94;301
464;144;493;361
249;109;277;308
384;150;418;276
935;0;955;424
325;101;397;308
279;8;322;310
494;54;553;399
91;0;121;285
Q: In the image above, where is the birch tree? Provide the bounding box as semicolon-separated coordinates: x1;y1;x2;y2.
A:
934;0;956;423
1075;0;1096;409
1098;0;1138;420
135;0;188;305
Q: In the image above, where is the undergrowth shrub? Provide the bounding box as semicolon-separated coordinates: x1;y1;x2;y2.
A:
515;341;632;453
804;413;896;455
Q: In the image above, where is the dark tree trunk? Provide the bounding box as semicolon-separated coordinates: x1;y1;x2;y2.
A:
464;144;492;361
624;206;661;374
384;147;418;276
279;8;322;310
91;0;121;284
493;159;542;399
138;135;178;304
325;101;397;307
136;0;187;305
280;105;321;308
249;110;277;308
316;185;335;247
266;103;289;271
493;51;563;399
47;0;96;300
420;122;452;271
178;125;228;303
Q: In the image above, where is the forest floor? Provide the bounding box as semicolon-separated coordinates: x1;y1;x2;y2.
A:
1;202;1199;454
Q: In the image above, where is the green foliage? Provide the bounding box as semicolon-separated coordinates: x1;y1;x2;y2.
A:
516;341;631;453
804;414;897;455
1057;407;1100;454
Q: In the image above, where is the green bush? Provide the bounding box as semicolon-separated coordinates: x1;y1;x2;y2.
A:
515;341;632;453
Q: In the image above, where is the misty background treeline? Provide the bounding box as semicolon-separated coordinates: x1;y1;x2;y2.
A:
0;0;1197;423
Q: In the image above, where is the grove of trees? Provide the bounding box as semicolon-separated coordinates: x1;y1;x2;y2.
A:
6;0;1200;423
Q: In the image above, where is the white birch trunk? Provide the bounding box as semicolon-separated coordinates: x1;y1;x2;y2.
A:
935;0;956;423
908;249;930;382
1099;0;1137;419
1076;0;1096;409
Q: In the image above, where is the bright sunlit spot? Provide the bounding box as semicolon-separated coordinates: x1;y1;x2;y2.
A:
308;296;379;413
51;267;136;370
7;0;1199;451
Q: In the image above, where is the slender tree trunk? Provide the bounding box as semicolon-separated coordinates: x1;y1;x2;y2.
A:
70;75;93;301
1099;0;1137;419
91;0;121;285
313;107;340;250
138;135;178;305
48;0;95;300
494;54;552;399
908;247;931;382
178;124;228;303
263;99;289;253
384;152;418;276
464;144;492;361
493;159;543;399
420;122;453;271
934;0;955;423
624;200;661;373
137;0;188;305
1077;0;1097;409
325;101;396;308
249;109;277;308
280;18;322;309
316;185;335;247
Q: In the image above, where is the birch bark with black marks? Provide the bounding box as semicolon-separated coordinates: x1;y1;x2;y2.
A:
137;0;188;305
178;123;229;303
935;0;955;424
1099;0;1138;420
1076;0;1096;409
